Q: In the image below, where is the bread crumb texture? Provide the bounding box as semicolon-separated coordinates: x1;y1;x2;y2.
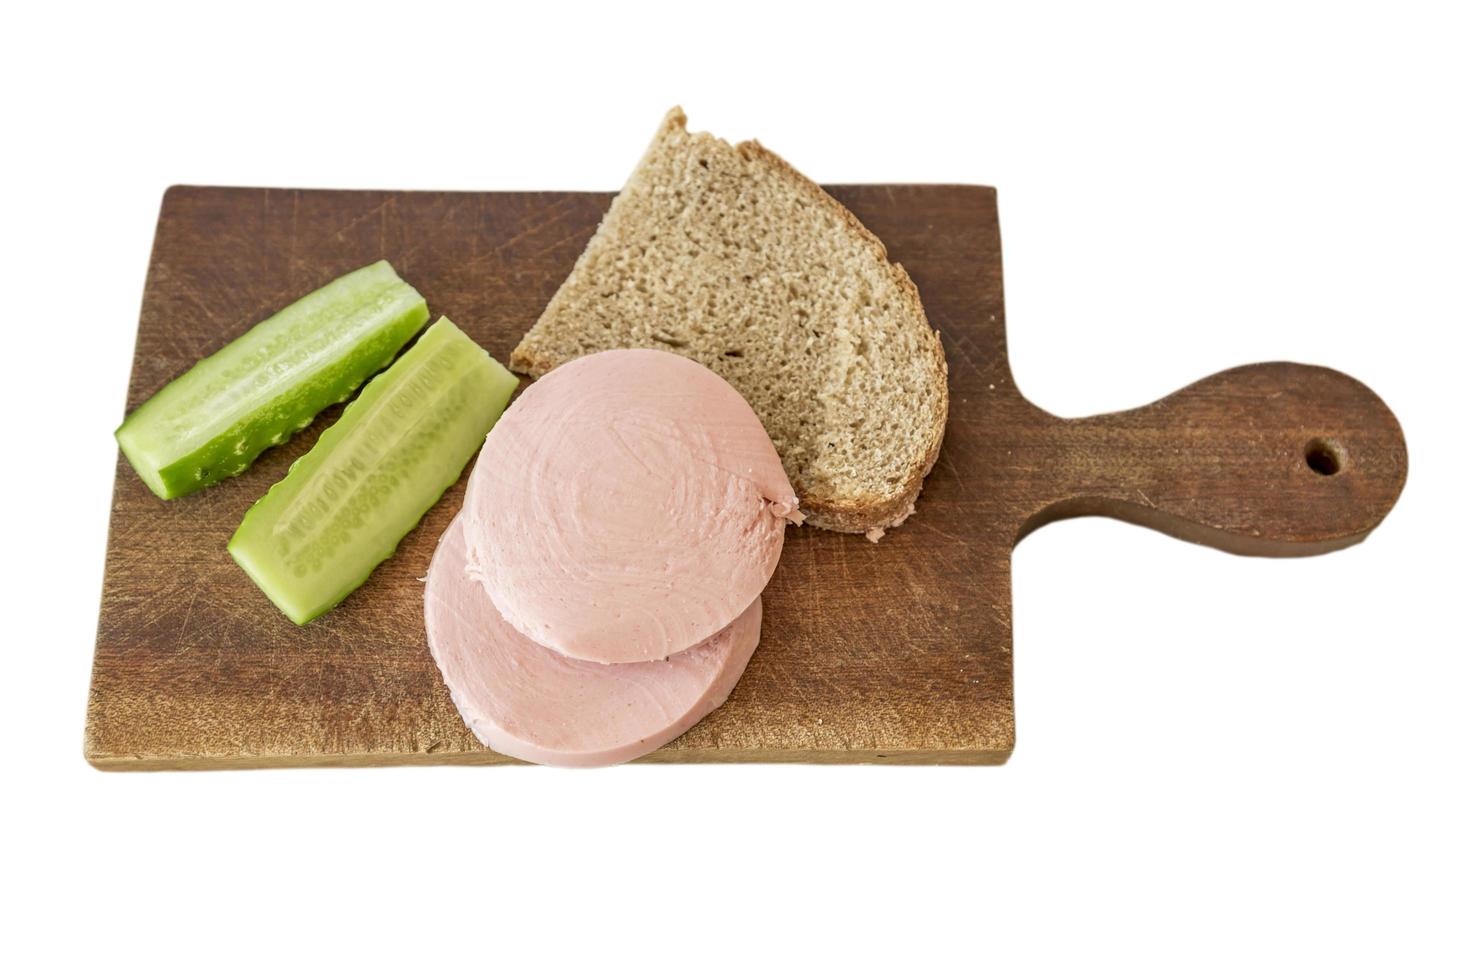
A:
512;108;949;535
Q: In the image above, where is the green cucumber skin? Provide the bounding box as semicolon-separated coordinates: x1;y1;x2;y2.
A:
228;317;518;625
115;261;429;499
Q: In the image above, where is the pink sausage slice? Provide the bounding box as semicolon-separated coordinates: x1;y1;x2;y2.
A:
425;516;760;767
462;348;797;664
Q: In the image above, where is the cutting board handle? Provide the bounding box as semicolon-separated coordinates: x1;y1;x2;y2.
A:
1018;362;1407;556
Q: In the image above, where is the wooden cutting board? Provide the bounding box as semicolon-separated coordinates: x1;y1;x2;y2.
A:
85;185;1407;769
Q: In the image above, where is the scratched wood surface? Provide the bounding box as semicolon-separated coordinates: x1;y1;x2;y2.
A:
85;185;1407;769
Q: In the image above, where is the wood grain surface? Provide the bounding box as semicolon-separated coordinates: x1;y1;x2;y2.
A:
85;185;1407;769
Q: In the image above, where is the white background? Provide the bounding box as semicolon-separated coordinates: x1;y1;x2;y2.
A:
6;2;1466;976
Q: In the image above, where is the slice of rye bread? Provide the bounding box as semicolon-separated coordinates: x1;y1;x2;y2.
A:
511;108;948;537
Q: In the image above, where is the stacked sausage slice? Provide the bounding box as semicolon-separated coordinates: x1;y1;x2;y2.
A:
423;349;800;766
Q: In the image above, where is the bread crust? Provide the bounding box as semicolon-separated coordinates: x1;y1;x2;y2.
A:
511;108;949;537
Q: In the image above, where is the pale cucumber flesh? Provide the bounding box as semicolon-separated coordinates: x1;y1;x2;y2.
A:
116;260;428;499
228;317;518;625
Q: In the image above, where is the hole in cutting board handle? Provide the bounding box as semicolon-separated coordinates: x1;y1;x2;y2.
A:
1305;438;1344;476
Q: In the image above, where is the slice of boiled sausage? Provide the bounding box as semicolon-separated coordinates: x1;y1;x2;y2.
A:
425;516;760;767
461;348;797;664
